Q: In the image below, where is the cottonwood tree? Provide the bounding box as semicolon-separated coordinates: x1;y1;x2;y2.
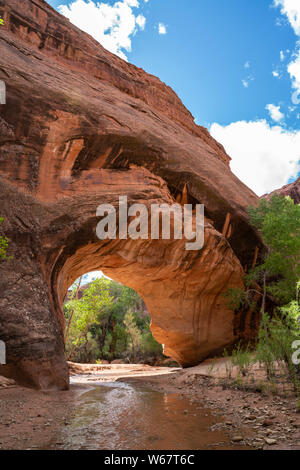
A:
65;277;113;361
226;194;300;311
225;195;300;392
248;194;300;305
123;311;143;363
0;218;10;261
64;279;163;363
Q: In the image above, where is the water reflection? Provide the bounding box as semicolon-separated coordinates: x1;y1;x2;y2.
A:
46;380;250;450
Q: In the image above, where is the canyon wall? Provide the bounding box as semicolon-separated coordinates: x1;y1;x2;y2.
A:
0;0;263;389
266;179;300;204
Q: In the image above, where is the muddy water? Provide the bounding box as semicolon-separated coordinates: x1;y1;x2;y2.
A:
47;378;251;450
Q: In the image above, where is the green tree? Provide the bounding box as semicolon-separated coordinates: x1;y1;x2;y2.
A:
65;277;113;361
64;278;164;364
93;284;145;360
248;194;300;305
142;330;163;357
226;195;300;311
0;218;10;261
124;311;143;362
255;305;300;391
224;195;300;394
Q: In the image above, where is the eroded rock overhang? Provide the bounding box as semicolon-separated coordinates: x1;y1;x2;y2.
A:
0;0;264;389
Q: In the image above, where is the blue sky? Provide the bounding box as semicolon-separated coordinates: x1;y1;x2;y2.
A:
48;0;300;198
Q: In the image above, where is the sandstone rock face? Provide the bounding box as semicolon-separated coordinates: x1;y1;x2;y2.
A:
266;178;300;204
0;0;262;389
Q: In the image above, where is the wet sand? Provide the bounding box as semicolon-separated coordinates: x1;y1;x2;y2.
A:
0;362;299;450
0;384;77;450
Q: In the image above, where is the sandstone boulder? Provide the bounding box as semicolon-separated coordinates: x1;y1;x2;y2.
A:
0;375;16;388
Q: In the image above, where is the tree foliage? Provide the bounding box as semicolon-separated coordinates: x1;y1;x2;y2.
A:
255;303;300;391
64;277;113;361
0;218;10;261
224;194;300;395
64;277;163;364
225;195;300;314
248;194;300;304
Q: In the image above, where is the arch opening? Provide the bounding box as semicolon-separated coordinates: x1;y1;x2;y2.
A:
63;271;169;367
49;206;246;379
0;167;252;391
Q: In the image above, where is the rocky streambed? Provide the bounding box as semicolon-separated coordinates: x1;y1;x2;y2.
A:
0;363;300;450
1;362;299;450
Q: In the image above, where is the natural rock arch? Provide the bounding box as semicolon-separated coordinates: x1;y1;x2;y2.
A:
0;0;263;389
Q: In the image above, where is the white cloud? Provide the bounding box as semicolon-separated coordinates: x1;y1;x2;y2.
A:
158;22;167;35
69;271;112;289
266;103;285;122
242;60;255;88
84;271;110;282
210;120;300;196
274;0;300;35
274;1;300;98
288;52;300;95
210;2;300;198
58;0;146;61
136;14;146;30
242;75;255;88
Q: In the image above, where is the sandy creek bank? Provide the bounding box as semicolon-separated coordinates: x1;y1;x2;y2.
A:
0;361;299;450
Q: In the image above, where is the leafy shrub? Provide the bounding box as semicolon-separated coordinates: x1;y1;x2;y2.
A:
0;218;10;261
231;343;253;377
255;306;300;392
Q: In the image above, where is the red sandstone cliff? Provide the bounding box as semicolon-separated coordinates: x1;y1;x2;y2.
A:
265;178;300;204
0;0;263;389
